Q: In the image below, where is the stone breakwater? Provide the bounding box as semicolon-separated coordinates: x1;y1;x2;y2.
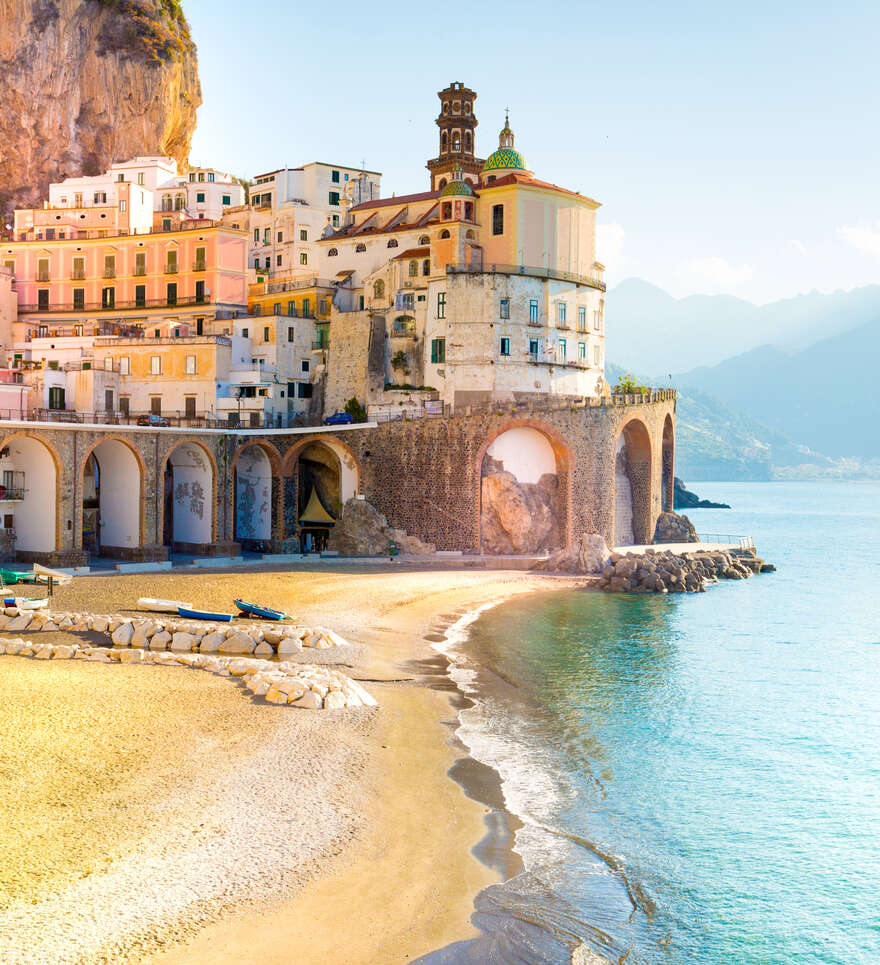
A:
595;548;776;594
0;609;377;709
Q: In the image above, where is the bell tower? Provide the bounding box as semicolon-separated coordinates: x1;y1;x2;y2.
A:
426;82;485;192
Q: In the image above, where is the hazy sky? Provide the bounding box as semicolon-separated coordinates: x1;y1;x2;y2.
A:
185;0;878;305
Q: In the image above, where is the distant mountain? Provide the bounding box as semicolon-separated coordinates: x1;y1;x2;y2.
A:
605;279;880;373
677;318;880;459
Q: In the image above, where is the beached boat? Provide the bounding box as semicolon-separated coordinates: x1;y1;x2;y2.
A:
33;563;73;586
0;568;38;585
3;597;49;610
177;606;233;623
138;597;193;613
234;599;287;621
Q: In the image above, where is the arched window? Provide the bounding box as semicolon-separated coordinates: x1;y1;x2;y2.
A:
465;202;473;221
442;202;452;219
373;280;385;298
464;131;472;152
174;194;185;210
356;243;366;252
441;132;448;153
161;194;172;212
439;229;451;239
487;175;496;184
418;235;430;245
442;102;449;115
422;259;430;276
438;179;447;190
465;229;476;240
452;131;461;151
328;247;338;256
387;239;398;248
408;260;418;277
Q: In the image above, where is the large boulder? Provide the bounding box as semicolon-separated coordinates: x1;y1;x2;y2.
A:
653;511;698;544
327;498;435;557
534;533;612;574
480;471;562;555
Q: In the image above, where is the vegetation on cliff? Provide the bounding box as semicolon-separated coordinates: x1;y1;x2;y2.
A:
93;0;195;63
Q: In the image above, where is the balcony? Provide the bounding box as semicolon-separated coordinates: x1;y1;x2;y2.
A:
36;272;49;282
103;269;116;278
446;262;606;292
17;294;222;313
134;265;147;276
312;337;329;351
164;264;179;274
192;261;206;271
0;471;26;501
71;269;85;280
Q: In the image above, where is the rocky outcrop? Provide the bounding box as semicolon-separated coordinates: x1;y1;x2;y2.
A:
480;470;562;554
673;477;731;510
653;511;699;543
0;0;201;213
326;498;435;556
533;533;611;575
595;548;776;594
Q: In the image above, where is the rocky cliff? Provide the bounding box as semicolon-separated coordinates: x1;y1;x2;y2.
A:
0;0;201;214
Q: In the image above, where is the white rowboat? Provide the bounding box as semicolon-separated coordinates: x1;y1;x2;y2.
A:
33;563;73;586
138;597;193;613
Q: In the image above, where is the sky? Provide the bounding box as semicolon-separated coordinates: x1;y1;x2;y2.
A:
185;0;879;305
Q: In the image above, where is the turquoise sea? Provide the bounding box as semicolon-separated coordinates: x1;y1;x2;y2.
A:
441;482;880;964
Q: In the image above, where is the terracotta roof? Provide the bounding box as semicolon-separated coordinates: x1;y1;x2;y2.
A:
479;173;600;206
393;246;430;260
350;189;440;212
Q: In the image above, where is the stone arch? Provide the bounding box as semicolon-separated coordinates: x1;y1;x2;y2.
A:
232;440;282;546
0;432;62;556
159;439;217;549
662;414;674;513
475;420;572;555
79;435;145;556
282;436;362;551
614;419;652;546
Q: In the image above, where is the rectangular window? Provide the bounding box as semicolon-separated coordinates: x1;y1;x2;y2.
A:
73;288;84;311
578;306;586;331
185;355;196;374
277;231;283;243
331;170;341;183
263;227;270;244
74;324;83;337
135;284;146;308
593;310;601;331
528;338;539;358
104;255;115;278
120;356;130;375
593;345;601;365
276;255;282;266
104;357;113;371
185;397;196;419
102;287;115;309
150;356;161;375
329;191;340;206
558;337;567;360
557;302;567;325
500;337;510;356
242;327;248;337
166;282;177;306
302;298;310;316
135;252;146;276
198;172;205;182
222;194;231;205
162;219;171;232
288;327;294;342
119;199;126;213
431;337;446;364
437;291;446;318
196;317;204;336
579;341;586;359
529;298;539;323
151;397;162;415
207;172;214;182
499;298;510;319
3;260;14;275
492;204;504;235
254;228;259;243
319;298;329;315
48;386;65;410
227;412;240;427
105;388;114;412
195;279;205;303
287;301;295;317
137;172;144;185
297;382;313;399
166;250;177;273
300;229;308;241
194;246;205;270
196;192;205;203
120;396;130;415
301;359;310;373
300;252;308;265
264;326;270;341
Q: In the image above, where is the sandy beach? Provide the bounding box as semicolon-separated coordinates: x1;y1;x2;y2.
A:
0;563;575;964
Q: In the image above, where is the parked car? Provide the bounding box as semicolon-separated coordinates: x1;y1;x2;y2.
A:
323;411;354;426
136;414;170;427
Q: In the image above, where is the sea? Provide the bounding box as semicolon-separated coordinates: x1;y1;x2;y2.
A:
428;481;880;964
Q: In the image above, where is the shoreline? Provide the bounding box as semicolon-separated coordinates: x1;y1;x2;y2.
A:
1;563;579;964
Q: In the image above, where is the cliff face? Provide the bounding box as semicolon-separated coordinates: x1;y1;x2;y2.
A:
0;0;201;214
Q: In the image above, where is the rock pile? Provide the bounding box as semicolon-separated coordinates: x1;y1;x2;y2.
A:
0;640;377;710
594;548;776;594
533;533;612;574
0;610;347;656
327;498;435;556
653;511;699;543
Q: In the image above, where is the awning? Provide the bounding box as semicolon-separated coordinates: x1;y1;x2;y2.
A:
299;487;336;525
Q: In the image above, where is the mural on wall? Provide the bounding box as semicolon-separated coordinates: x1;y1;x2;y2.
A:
236;445;272;541
480;427;563;554
166;443;212;544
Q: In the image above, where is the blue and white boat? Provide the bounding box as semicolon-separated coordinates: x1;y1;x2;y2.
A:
177;606;233;622
234;599;287;621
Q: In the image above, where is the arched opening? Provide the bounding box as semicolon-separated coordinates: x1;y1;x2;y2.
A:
479;426;566;554
162;442;214;550
0;436;58;556
234;444;274;544
439;229;451;239
442;202;452;219
614;419;652;547
662;415;674;512
438;179;448;190
82;439;142;557
285;439;360;553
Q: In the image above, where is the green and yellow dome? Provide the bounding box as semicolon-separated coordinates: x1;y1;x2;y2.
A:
482;113;528;174
441;178;474;196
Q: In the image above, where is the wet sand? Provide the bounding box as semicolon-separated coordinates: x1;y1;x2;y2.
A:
0;564;576;964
